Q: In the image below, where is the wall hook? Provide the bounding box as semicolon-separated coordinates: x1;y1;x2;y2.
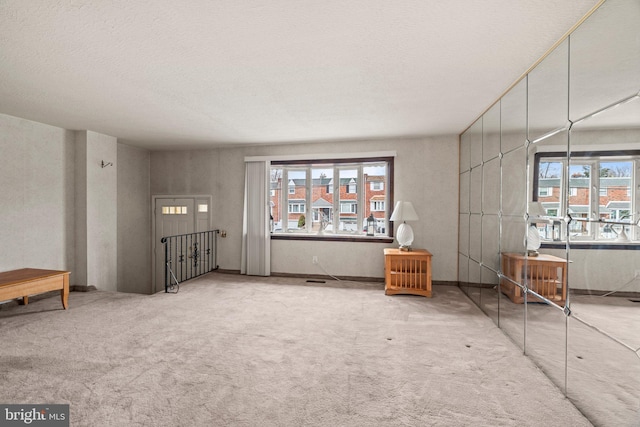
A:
101;160;113;168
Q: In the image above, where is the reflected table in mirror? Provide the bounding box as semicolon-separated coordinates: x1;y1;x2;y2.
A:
501;253;567;305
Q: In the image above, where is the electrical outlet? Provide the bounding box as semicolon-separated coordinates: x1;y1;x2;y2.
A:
312;256;318;264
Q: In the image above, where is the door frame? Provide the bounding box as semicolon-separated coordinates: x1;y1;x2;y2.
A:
151;194;212;294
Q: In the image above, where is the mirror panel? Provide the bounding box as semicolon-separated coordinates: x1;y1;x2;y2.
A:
469;118;483;169
567;91;640;424
460;129;471;173
459;213;470;296
479;265;499;326
501;147;527;216
496;279;525;351
483;102;501;162
525;295;567;394
469;166;482;214
458;253;469;292
459;213;470;257
501;79;527;154
567;315;640;427
460;170;470;214
481;214;500;272
527;39;569;142
498;214;526;350
467;259;481;306
483;157;500;215
468;214;482;306
469;214;482;263
569;0;640;122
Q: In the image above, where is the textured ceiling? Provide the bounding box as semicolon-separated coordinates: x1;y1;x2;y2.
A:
0;1;600;150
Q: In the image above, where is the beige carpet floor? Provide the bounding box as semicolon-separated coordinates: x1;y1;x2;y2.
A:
0;273;592;426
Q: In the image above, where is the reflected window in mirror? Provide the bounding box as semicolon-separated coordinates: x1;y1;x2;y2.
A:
533;151;639;244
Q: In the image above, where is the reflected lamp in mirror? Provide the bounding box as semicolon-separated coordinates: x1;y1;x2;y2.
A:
526;225;542;257
527;201;545;256
390;201;419;251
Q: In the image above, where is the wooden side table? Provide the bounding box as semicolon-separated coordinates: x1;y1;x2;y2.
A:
384;248;432;297
500;252;567;305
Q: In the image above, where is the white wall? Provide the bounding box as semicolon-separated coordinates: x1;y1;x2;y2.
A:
0;114;76;274
117;143;151;293
76;131;118;292
151;136;460;282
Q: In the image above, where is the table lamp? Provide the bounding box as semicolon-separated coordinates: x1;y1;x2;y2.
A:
390;201;419;251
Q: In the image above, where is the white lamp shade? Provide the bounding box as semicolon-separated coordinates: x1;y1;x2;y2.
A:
390;201;419;222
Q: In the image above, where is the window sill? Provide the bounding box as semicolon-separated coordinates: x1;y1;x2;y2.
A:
271;233;394;243
541;242;640;250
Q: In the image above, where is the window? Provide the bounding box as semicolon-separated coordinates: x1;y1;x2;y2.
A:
346;179;357;194
535;152;637;243
340;202;357;213
539;187;552;197
270;157;394;240
288;202;305;213
370;181;384;191
162;206;188;215
371;201;385;211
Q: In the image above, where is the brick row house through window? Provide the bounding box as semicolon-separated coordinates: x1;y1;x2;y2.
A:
536;155;636;241
269;160;391;236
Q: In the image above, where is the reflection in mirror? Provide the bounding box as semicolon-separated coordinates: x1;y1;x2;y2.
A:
569;0;640;122
468;259;481;306
469;118;483;169
460;171;470;215
480;266;499;326
501;79;527;154
567;93;640;426
479;265;499;326
569;97;640;294
481;214;500;273
470;166;482;215
468;213;482;305
459;213;470;297
502;147;527;217
498;215;527;350
528;39;569;142
567;316;640;427
525;294;567;392
459;214;470;257
458;253;469;294
483;102;501;162
483;158;500;215
460;129;471;173
496;280;525;351
527;130;569;310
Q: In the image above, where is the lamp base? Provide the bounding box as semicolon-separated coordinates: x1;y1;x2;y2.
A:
398;246;412;252
396;222;414;250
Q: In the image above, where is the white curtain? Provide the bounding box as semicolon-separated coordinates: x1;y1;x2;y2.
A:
241;161;271;276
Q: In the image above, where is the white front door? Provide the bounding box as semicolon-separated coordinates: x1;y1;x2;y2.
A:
154;198;195;293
